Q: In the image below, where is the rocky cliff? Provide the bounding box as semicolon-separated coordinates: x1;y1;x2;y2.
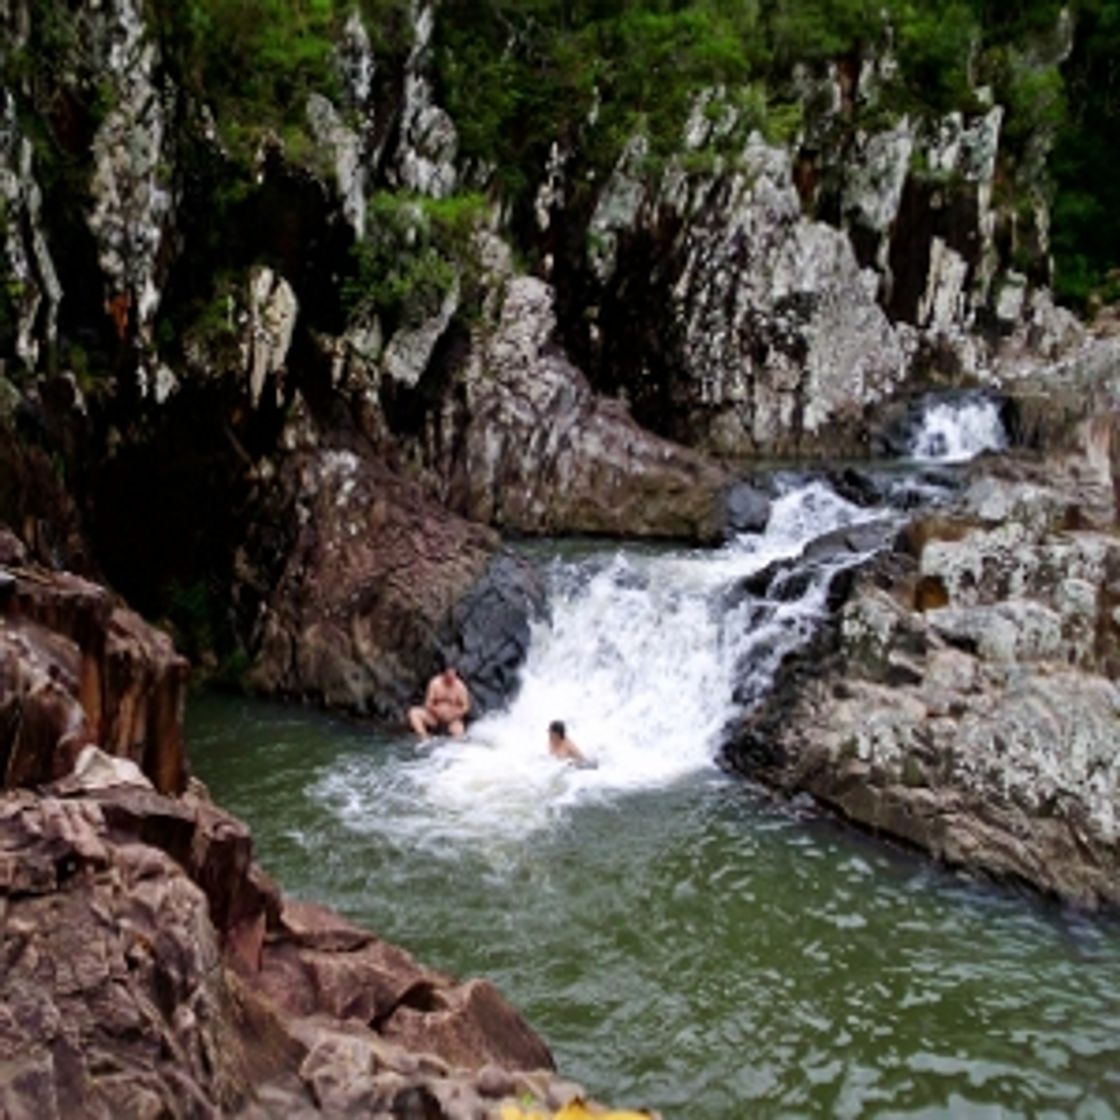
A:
0;0;1110;713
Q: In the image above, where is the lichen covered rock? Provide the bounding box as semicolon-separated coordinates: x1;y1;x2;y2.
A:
728;414;1120;909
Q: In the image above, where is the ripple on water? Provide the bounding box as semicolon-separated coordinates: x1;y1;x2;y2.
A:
186;695;1120;1120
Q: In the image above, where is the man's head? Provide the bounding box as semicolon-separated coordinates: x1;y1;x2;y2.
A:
440;665;459;683
548;720;566;742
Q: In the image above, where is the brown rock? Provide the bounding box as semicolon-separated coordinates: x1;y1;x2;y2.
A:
382;979;556;1073
0;533;188;794
243;448;542;719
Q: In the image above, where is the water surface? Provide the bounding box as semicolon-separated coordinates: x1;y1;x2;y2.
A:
188;695;1120;1118
188;471;1119;1117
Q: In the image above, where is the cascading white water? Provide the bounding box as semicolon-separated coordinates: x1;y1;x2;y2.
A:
315;481;895;850
908;396;1007;463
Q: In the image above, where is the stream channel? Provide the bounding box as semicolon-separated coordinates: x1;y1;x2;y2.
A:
188;400;1120;1118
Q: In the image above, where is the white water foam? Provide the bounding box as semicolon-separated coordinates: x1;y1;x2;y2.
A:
314;482;891;851
909;397;1007;463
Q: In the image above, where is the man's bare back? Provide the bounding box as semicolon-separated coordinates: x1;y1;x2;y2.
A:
408;667;471;739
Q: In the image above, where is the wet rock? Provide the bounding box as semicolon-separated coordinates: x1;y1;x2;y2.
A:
728;416;1120;910
801;519;899;566
724;482;772;535
440;551;547;716
244;446;534;719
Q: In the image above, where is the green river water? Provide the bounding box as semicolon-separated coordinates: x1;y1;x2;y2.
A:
187;692;1120;1119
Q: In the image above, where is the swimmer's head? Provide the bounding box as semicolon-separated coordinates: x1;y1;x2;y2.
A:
548;720;566;741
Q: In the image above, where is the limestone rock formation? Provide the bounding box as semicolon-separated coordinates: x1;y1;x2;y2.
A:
728;411;1120;910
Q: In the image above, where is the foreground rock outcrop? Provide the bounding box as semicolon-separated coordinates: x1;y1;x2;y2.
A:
0;780;584;1118
729;403;1120;909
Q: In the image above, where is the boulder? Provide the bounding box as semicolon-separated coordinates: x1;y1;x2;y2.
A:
723;482;772;535
728;417;1120;910
245;447;544;718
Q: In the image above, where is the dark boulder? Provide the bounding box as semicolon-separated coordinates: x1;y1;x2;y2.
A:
723;481;772;535
439;552;547;716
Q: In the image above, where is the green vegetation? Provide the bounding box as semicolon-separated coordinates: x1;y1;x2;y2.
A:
146;0;409;164
1;0;1116;325
343;191;487;331
1050;0;1120;309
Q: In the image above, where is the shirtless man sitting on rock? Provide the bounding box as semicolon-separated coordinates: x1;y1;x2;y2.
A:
408;666;471;739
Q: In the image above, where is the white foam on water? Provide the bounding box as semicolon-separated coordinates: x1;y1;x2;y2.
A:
909;397;1007;463
313;482;891;852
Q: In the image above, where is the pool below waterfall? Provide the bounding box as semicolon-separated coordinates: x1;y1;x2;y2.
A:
188;695;1119;1117
187;470;1120;1117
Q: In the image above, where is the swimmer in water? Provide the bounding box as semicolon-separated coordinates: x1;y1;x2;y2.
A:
548;720;595;767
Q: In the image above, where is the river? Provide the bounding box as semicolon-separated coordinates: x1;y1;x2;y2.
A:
187;401;1120;1117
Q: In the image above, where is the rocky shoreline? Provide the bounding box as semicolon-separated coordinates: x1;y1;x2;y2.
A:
0;534;651;1118
729;358;1120;911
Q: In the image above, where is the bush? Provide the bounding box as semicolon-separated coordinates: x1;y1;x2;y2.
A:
342;192;487;331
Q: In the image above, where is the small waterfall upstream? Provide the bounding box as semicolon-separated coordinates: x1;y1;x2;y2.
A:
907;394;1007;463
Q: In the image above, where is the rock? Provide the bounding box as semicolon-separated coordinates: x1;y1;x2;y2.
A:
69;745;152;791
439;551;548;716
0;92;63;370
724;482;772;535
0;792;255;1117
0;783;592;1119
801;518;899;566
243;268;299;409
454;276;732;541
0;529;188;794
382;272;461;390
392;2;458;199
306;93;367;239
381;978;555;1074
728;416;1120;910
244;446;540;718
85;0;176;348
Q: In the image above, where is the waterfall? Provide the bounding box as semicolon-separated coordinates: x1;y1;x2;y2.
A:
908;396;1007;463
315;480;897;848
